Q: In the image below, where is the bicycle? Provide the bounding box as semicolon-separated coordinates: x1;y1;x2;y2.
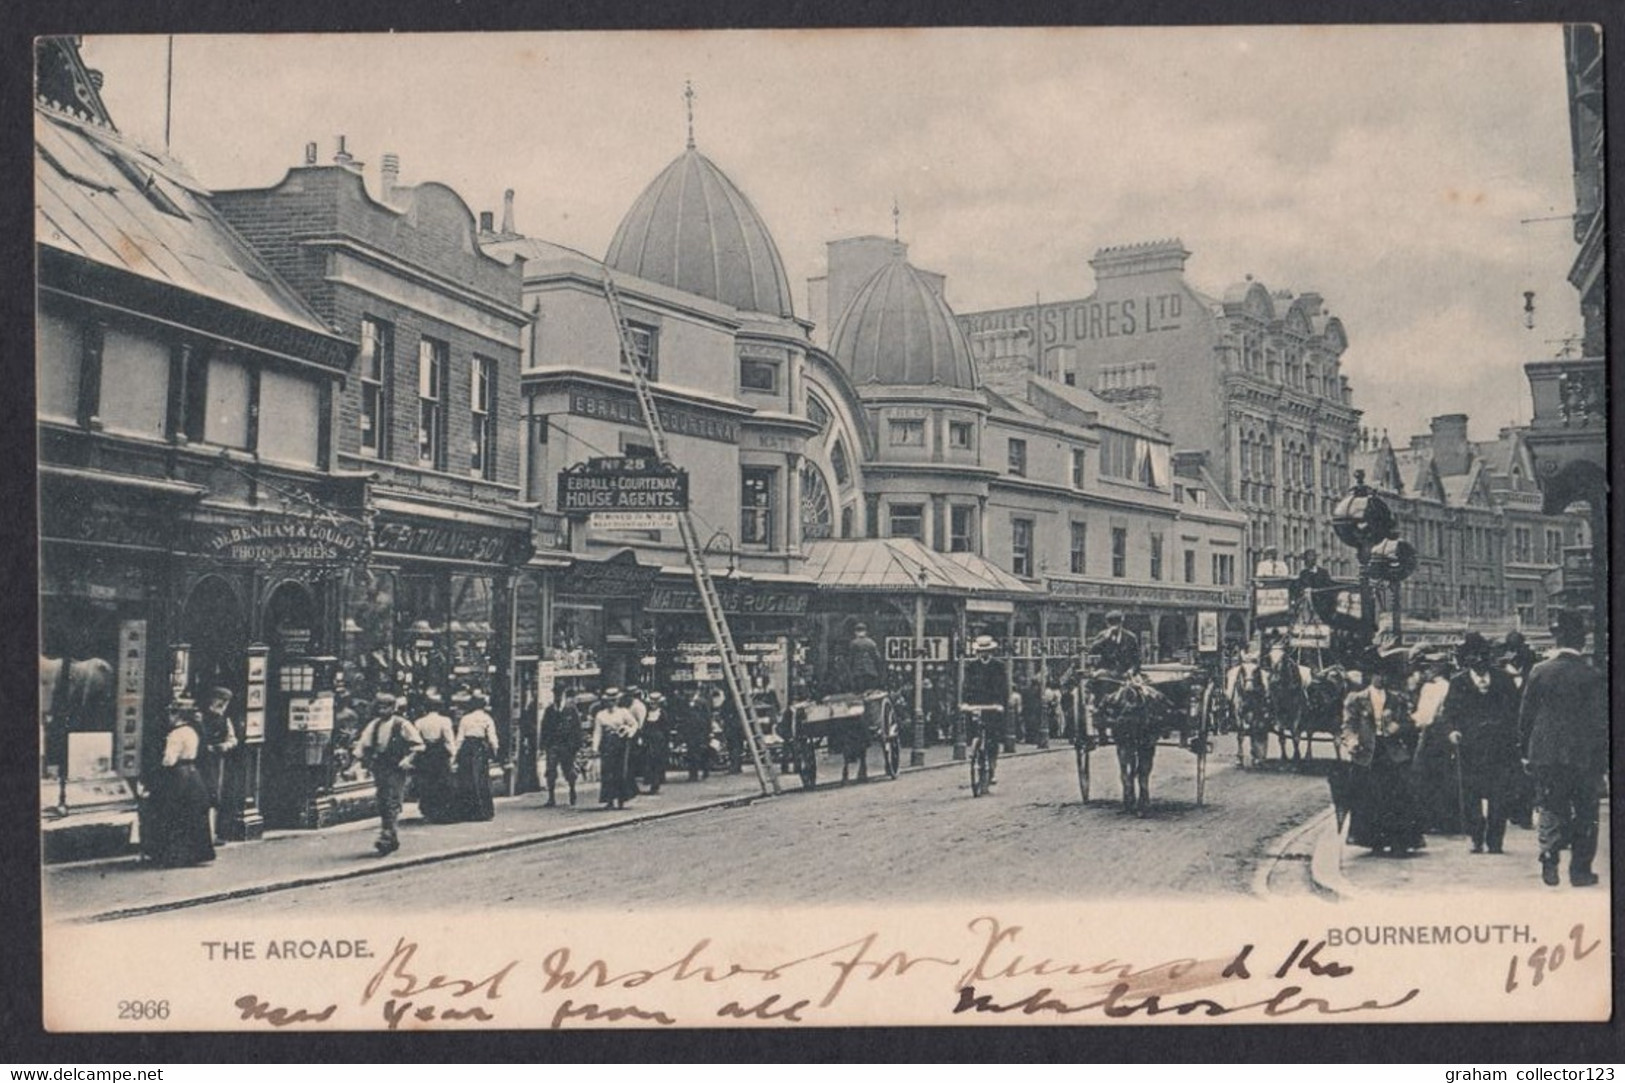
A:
961;703;1004;797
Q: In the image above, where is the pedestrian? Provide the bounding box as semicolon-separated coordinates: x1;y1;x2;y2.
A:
146;701;216;867
539;689;584;807
196;687;242;845
412;687;460;824
1339;649;1425;856
1519;610;1606;887
625;686;648;795
454;688;499;822
716;686;744;773
1435;632;1522;854
641;691;670;794
357;692;423;855
1409;650;1462;835
682;687;712;781
1500;629;1539;829
593;688;639;809
516;684;541;795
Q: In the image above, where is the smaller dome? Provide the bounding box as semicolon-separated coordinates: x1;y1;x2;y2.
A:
830;255;977;390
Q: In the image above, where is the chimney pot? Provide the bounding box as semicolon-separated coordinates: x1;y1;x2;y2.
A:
381;153;400;200
500;188;515;236
304;142;319;165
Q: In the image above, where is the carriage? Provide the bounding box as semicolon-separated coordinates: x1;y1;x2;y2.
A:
1074;661;1213;813
781;689;900;788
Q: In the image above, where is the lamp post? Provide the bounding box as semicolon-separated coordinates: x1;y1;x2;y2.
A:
1331;470;1416;651
911;568;928;768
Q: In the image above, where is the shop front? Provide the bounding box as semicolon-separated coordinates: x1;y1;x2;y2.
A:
1044;575;1252;666
546;549;663;699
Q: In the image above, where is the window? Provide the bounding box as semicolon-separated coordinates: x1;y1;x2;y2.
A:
840;506;855;539
888;503;925;540
949;421;974;450
1515;588;1536;626
739;357;779;393
359;317;392;457
1211;552;1236;585
806;397;831;432
740;467;776;547
1011;518;1034;578
36;309;83;423
830;440;851;486
202;353;252;450
1007;438;1027;477
98;328;169;440
1063;372;1076;386
417;337;448;470
622;323;658;382
1099;430;1135;480
470;355;496;479
1071;448;1087;489
1184;549;1197;584
258;368;320;467
950;506;975;553
1111;527;1127;578
889;419;925;446
1069;522;1087;574
1150;533;1164;581
1545;529;1564;563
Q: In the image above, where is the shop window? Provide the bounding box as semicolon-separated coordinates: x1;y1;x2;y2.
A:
950;506;976;553
1069;522;1087;574
949;421;974;450
359;316;393;458
1011;517;1034;578
739;357;779;393
450;574;495;692
98;327;169;440
258;367;321;467
1111;526;1127;578
394;574;451;689
343;568;397;693
36;309;83;423
550;604;603;675
740;466;776;547
1007;438;1027;477
471;355;497;479
889;419;925;447
889;503;924;541
417;337;448;471
513;573;545;658
622;323;658;382
39;598;120;787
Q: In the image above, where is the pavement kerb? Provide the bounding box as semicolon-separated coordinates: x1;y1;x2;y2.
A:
1308;804;1358;901
61;744;1070;924
1250;803;1338;900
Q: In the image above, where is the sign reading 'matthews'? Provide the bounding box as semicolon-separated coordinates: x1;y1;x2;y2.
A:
558;457;690;515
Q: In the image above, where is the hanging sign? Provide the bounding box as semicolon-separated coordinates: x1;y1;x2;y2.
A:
115;620;147;779
886;637;950;662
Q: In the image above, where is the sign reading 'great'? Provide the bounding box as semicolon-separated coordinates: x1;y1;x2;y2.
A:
558;457;690;515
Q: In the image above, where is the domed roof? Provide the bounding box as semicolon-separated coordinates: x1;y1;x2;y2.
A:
830;255;978;390
605;147;794;318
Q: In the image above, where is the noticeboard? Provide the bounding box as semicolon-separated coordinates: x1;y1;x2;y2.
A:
558;457;689;516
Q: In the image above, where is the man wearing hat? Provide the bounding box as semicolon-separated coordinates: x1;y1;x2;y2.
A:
1434;632;1522;853
847;622;887;696
1254;545;1291;579
1091;611;1141;679
1519;610;1606;887
1292;549;1336;623
961;634;1010;785
357;691;424;855
539;689;587;807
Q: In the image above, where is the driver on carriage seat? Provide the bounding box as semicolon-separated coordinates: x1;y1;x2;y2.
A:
847;622;887;695
1091;610;1142;678
962;635;1010;786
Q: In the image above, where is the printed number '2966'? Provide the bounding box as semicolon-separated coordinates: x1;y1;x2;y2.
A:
117;1000;170;1020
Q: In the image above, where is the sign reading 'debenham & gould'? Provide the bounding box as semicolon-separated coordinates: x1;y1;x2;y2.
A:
558;457;690;517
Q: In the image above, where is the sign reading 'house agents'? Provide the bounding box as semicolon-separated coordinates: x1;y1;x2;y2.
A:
557;457;690;515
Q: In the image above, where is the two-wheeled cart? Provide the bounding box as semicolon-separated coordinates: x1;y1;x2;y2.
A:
782;690;899;788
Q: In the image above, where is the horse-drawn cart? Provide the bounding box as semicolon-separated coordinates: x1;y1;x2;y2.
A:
1076;662;1212;812
782;690;900;788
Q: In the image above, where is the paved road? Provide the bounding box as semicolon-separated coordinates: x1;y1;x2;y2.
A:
130;747;1333;918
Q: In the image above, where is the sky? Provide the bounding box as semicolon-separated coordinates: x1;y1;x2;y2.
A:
79;27;1585;445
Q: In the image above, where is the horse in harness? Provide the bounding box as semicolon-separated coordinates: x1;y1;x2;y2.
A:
1093;672;1178;815
1226;658;1270;767
1262;645;1310;763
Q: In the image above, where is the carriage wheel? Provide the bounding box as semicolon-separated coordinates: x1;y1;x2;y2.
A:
969;736;990;797
880;702;901;779
797;737;818;789
1075;738;1091;803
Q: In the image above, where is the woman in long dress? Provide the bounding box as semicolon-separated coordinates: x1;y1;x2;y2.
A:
593;690;640;809
453;689;499;822
149;704;216;867
1340;651;1425;855
412;688;460;824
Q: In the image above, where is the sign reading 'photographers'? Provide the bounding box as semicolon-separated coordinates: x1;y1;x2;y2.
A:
557;457;690;515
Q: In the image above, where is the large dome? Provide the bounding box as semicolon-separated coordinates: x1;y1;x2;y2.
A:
605;148;794;318
830;255;978;390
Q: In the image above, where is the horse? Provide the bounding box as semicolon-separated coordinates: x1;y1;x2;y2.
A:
1298;665;1348;763
1262;647;1310;763
1226;660;1270;768
1096;674;1177;815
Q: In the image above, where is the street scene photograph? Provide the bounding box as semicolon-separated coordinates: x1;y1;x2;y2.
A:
34;25;1610;1029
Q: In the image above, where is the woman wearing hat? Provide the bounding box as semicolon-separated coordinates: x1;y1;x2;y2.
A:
412;688;460;824
146;701;216;867
454;688;499;822
1340;648;1425;855
593;689;639;809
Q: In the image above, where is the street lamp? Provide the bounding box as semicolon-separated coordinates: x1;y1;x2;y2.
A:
1331;470;1416;649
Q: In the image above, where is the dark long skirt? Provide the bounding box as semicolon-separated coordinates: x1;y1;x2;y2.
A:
1347;754;1426;853
1411;727;1464;834
416;745;460;823
150;764;216;867
455;738;495;822
598;731;635;806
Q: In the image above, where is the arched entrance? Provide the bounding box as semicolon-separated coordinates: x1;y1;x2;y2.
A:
260;579;325;828
180;575;247;703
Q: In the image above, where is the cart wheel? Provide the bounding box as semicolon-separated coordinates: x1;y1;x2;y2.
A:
882;736;901;779
797;738;817;789
1075;738;1091;803
969;736;990;797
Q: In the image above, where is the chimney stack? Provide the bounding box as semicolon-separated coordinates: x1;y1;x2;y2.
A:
500;189;515;236
333;135;363;173
381;153;400;202
479;211;495;233
1429;413;1470;476
304;142;319;166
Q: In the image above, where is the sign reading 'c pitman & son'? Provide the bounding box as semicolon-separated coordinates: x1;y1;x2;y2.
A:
558;457;690;515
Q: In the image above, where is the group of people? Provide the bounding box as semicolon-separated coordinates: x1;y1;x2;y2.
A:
143;686;242;867
1338;610;1606;889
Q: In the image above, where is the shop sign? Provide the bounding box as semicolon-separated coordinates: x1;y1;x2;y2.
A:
965;599;1016;615
561;550;661;597
1197;611;1220;653
568;390;739;444
115;620;147;779
886;637;949;662
1287;623;1333;648
532;511;570;552
287;694;335;733
374;517;531;565
645;584;810;616
558;458;689;515
42;497;172;552
591;511;678;530
1254;585;1292;625
203;517;367;564
1009;636;1083;659
1048;579;1249;608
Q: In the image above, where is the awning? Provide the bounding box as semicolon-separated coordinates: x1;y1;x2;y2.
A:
801;538;1035;598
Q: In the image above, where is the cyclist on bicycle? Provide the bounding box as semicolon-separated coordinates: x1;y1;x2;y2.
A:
962;634;1009;786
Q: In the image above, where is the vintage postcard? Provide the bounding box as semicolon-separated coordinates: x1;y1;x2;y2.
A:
35;25;1610;1031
